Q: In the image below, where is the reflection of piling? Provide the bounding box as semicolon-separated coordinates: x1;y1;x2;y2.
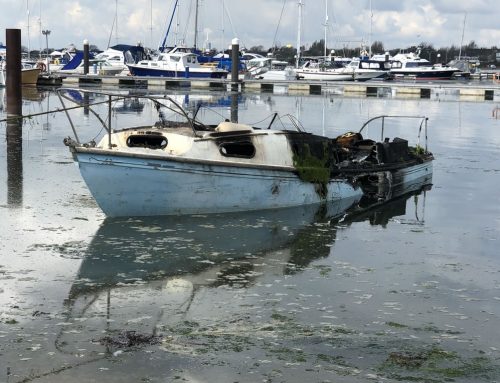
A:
83;39;89;75
6;116;23;206
231;38;239;92
83;92;90;115
230;93;238;123
5;29;23;206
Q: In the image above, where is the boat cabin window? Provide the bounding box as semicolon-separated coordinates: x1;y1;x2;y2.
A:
170;56;181;63
391;61;403;68
359;61;383;69
218;140;255;158
187;55;197;64
126;134;168;150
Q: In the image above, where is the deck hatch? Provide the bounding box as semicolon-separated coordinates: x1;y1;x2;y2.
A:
126;134;168;150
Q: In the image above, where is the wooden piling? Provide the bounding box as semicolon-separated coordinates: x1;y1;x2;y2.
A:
83;39;89;75
6;29;22;115
231;38;239;92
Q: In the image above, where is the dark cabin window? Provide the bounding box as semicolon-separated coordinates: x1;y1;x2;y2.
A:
126;134;168;150
219;141;255;158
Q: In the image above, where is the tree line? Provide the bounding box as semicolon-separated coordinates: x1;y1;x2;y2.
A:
20;39;499;67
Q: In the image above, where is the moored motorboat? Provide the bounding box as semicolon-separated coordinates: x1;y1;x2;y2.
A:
374;49;459;80
61;89;433;217
296;57;390;81
127;46;228;79
0;61;41;85
20;66;41;85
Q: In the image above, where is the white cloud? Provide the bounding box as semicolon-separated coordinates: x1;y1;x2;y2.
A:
0;0;499;51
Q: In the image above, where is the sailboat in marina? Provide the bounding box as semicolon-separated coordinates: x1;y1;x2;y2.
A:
127;0;229;78
295;0;389;81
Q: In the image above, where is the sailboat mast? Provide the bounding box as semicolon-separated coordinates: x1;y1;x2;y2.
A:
39;0;42;59
115;0;118;45
323;0;328;57
221;0;225;53
458;12;467;60
194;0;199;49
175;0;180;45
150;0;153;48
26;0;31;59
296;0;303;68
369;0;373;57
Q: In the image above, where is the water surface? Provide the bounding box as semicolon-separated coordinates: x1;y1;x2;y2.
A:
1;87;500;382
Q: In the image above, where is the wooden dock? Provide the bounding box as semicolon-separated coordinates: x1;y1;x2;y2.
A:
36;72;500;101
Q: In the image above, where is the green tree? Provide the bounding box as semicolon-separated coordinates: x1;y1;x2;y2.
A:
371;40;385;54
305;39;325;56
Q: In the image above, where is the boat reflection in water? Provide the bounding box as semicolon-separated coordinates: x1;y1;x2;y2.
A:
58;175;431;356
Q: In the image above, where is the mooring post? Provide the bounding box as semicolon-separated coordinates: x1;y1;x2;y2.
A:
5;28;23;206
231;37;239;92
6;29;22;115
83;39;89;75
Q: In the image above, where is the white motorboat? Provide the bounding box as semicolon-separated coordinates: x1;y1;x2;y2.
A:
296;57;389;81
1;60;41;85
247;57;297;81
0;64;5;87
61;89;433;217
127;46;228;79
94;44;149;75
381;49;460;80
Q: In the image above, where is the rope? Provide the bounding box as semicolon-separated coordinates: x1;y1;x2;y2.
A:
0;98;124;124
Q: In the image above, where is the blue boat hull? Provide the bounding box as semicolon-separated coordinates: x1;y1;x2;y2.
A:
74;150;362;217
391;69;457;80
127;65;227;79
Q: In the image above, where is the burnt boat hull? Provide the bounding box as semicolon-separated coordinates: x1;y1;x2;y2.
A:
73;148;362;217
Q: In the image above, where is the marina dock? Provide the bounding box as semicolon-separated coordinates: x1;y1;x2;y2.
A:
37;72;500;101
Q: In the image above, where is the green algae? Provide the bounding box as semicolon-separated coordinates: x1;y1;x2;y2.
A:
378;345;499;382
292;142;331;198
386;321;409;329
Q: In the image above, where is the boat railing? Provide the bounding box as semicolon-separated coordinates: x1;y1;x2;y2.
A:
57;88;201;148
281;113;306;132
358;115;429;151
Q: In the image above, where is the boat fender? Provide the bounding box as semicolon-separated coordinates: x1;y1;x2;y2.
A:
36;62;47;72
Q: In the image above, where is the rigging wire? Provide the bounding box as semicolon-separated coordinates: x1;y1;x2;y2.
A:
222;2;239;46
182;0;194;45
271;0;287;55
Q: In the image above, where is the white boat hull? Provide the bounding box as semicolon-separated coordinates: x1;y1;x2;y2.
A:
297;69;386;81
74;150;363;217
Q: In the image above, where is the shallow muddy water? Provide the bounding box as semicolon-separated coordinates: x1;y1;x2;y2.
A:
1;87;500;382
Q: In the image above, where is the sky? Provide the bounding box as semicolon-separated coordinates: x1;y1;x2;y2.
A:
1;0;499;53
